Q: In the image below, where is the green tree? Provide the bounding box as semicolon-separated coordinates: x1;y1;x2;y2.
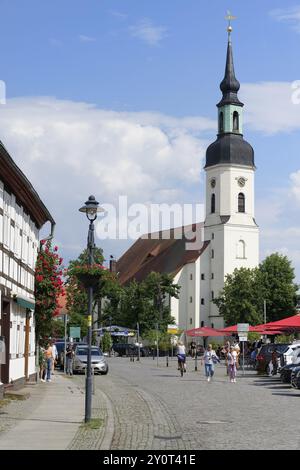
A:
213;267;264;326
101;331;113;353
66;247;105;337
115;272;180;335
259;253;297;322
213;253;298;327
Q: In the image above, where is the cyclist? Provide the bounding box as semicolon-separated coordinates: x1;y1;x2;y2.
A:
177;341;186;376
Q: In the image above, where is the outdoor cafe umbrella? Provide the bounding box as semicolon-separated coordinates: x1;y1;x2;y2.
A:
219;325;261;333
185;326;224;337
253;314;300;332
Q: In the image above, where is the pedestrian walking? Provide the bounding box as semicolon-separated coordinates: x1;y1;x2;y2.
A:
45;343;53;382
202;344;220;382
39;347;46;382
66;343;74;376
227;346;237;383
51;340;58;375
222;340;231;374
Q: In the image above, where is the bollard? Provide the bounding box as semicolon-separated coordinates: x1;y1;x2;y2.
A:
166;355;169;367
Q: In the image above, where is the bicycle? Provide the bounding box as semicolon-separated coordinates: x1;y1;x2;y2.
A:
177;354;186;377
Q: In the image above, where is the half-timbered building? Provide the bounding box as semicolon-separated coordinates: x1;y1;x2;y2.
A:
0;141;54;396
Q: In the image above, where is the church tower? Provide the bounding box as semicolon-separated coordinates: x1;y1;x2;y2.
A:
203;26;259;328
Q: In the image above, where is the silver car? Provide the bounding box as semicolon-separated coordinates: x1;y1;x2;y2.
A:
73;345;109;375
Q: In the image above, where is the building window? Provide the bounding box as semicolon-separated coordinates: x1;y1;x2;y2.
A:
211;273;214;279
212;233;214;240
190;296;193;303
201;274;205;280
233;111;239;131
190;318;193;325
219;111;224;133
190;273;193;280
211;249;214;258
238;193;245;213
237;240;246;259
211;193;215;213
201;298;205;305
211;291;214;300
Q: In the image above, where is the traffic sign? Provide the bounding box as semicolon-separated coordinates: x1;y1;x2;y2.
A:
239;336;248;342
237;323;249;333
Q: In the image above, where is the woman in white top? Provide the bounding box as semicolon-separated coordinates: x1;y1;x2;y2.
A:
202;344;220;382
177;341;186;373
227;346;238;383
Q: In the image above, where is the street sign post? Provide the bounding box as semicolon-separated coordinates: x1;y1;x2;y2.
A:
237;324;249;376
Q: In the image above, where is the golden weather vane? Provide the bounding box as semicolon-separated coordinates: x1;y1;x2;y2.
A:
225;10;237;35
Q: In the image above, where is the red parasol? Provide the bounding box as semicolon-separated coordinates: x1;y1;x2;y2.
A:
258;314;300;330
185;326;224;337
219;324;260;333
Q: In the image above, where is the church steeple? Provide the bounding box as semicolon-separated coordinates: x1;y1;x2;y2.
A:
204;19;254;169
217;38;243;108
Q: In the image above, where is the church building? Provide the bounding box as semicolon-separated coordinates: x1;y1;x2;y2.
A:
117;29;259;331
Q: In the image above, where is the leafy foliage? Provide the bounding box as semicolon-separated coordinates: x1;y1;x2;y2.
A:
214;253;298;326
259;253;297;322
34;241;64;345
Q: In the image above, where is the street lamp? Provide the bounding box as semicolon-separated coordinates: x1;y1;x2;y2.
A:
79;195;104;423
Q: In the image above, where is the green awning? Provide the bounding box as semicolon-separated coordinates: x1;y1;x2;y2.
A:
15;297;35;310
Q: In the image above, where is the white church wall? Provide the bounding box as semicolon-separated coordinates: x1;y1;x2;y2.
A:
199;246;211;328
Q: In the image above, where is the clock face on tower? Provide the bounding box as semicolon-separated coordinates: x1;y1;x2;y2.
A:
238;177;246;187
210;178;216;188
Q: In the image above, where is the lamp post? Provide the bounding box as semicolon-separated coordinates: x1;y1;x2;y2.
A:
79;195;104;423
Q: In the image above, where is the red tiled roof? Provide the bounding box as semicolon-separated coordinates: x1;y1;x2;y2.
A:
117;223;209;285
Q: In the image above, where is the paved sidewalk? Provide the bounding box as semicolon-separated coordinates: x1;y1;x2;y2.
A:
0;374;84;450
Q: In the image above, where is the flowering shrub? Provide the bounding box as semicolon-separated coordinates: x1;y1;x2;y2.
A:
35;240;64;344
67;263;106;277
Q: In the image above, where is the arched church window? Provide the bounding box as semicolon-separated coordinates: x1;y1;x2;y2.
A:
211;193;215;213
233;111;239;132
237;240;246;259
219;111;224;133
238;193;245;213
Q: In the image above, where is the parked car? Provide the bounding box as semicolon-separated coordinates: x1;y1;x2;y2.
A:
282;343;300;366
256;343;290;373
60;341;87;370
280;349;300;383
112;343;149;357
291;365;300;389
73;345;108;375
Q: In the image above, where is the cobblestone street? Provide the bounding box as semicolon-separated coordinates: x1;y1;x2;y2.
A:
86;356;300;450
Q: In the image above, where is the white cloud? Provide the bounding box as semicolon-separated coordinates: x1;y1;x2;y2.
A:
0;97;214;257
270;6;300;33
129;18;168;46
79;35;96;43
241;82;300;134
109;10;128;20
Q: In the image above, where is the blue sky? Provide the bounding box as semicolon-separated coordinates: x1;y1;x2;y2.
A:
0;1;300;279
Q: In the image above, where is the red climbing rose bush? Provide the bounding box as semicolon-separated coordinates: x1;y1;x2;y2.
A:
34;241;65;344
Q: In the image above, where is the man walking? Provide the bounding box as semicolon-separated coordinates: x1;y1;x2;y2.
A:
66;344;74;376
